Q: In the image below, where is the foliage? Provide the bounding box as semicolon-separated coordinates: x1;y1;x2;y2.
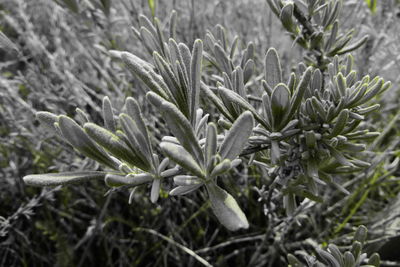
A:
1;0;400;266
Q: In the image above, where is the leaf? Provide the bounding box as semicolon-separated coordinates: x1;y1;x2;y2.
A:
102;96;116;132
119;114;154;168
204;123;218;167
105;173;153;187
317;249;341;267
0;31;19;55
283;67;313;123
58;116;117;169
161;101;204;166
36;111;58;135
264;48;282;90
173;175;203;186
84;123;150;171
210;159;232;178
270;83;290;130
151;179;161;203
189;39;203;126
329;109;349;137
169;184;203;196
160;142;205;179
125;97;152;149
219;111;254;160
279;3;298;33
23;171;106;187
206;182;249;231
120;52;171;100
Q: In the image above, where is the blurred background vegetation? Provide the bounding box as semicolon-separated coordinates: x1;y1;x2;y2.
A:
1;0;400;266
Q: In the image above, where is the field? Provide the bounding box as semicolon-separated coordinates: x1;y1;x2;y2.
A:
1;0;400;266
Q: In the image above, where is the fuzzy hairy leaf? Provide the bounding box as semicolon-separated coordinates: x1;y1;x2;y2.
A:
24;171;106;186
219;111;254;160
264;48;282;89
206;182;249;231
58;116;117;169
160;142;205;179
161;101;204;166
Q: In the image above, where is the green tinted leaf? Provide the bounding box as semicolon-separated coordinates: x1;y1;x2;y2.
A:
24;171;106;186
160;142;205;179
270;83;290;130
264;48;282;90
188;40;203;126
219;111;254;160
105;173;153;187
84;123;149;171
102;96;116;132
206;182;249;231
161;101;204;165
169;184;203;196
58;116;117;169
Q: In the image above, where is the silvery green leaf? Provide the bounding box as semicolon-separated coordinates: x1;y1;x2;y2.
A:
178;43;191;78
169;184;203;196
323;0;340;29
311;97;326;120
337;35;369;55
328;244;344;267
329;109;349;138
328;146;354;167
210;159;231;178
84;122;149;171
158;157;170;173
58;116;118;169
153;18;166;56
217;87;267;128
161;101;204;165
146;91;165;108
243;59;254;84
279;3;298;33
368;253;380;267
232;66;246;99
150;179;161;203
287;254;302;267
105;173;153;187
139;26;160;54
201;83;235;122
125;97;154;154
36;111;58;135
160;142;205;179
325;20;338;52
24;171;106;187
262;93;273;129
270;83;290;130
335;73;346;96
354;78;384;106
169;10;177;39
75;108;89;124
102;96;116;132
317;249;340;267
351;241;362;259
206;182;249;231
356;104;380;115
218;119;232;130
354;225;368;244
219;111;254;160
173;175;203;186
283;193;296;216
284;67;312;123
138;14;157;37
119;114;153;169
153;52;187;115
266;0;281;16
205;123;218;167
189;39;203;126
347;83;368;108
229;35;239;59
264;48;282;90
214;43;233;75
120;52;171;100
305;131;317;149
343;251;355;267
311;69;322;91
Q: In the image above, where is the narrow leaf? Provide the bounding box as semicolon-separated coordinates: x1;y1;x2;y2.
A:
24;171;106;187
